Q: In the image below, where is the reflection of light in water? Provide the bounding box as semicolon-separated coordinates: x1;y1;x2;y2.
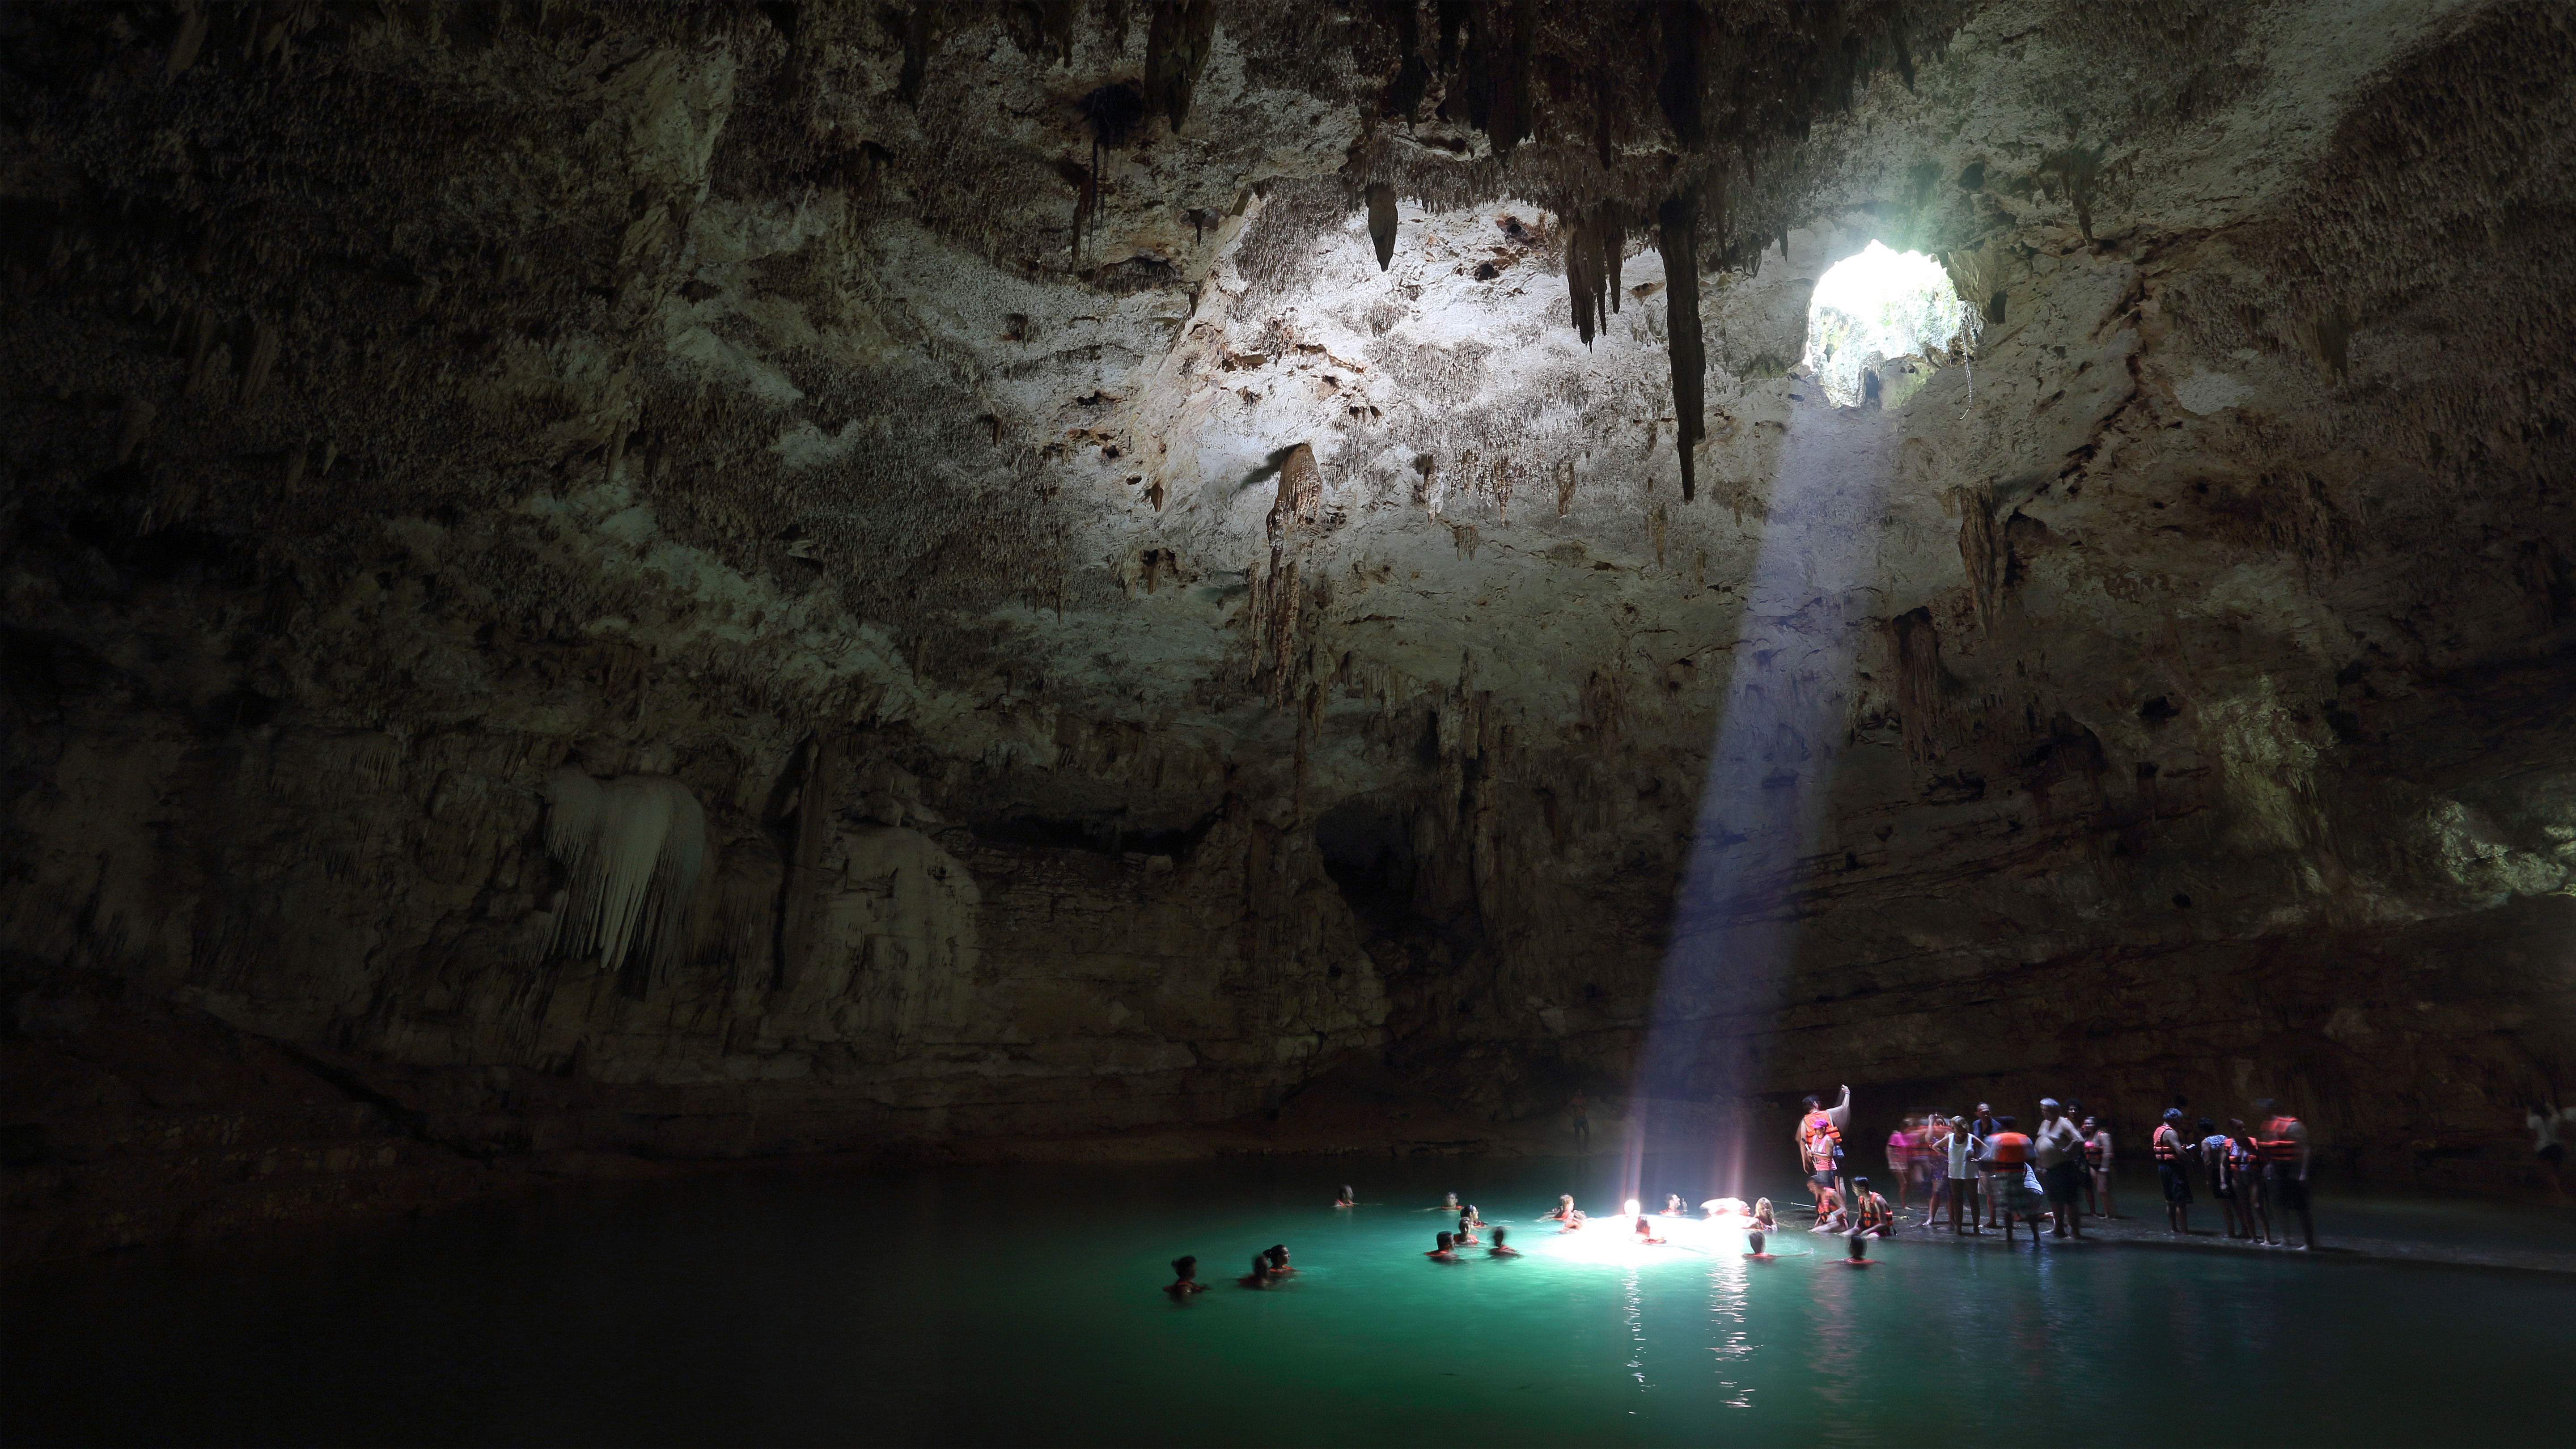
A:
1707;1257;1757;1410
1517;1214;1761;1267
1622;1266;1649;1394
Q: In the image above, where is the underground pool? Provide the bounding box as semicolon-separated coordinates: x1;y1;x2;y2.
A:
8;1155;2571;1447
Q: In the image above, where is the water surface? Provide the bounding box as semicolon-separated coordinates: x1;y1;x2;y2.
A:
9;1156;2569;1446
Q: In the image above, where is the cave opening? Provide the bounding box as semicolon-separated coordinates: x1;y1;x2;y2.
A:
1803;241;1974;407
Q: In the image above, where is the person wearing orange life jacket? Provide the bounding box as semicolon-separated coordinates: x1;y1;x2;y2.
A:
1848;1177;1895;1236
1983;1117;2042;1245
2252;1098;2316;1250
2152;1108;2194;1235
1796;1085;1851;1213
1841;1176;1894;1264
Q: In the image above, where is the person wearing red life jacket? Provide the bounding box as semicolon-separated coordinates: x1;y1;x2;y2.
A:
1984;1118;2041;1244
2252;1098;2316;1250
2152;1108;2193;1234
1796;1085;1851;1213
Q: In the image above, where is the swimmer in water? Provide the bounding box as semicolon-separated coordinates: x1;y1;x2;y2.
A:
1428;1191;1462;1213
1487;1226;1521;1257
1632;1213;1665;1244
1541;1194;1576;1221
1453;1214;1479;1246
1240;1252;1273;1288
1560;1209;1588;1233
1843;1229;1873;1266
1745;1229;1772;1261
1334;1185;1356;1208
1753;1198;1778;1232
1263;1244;1295;1276
1663;1194;1685;1216
1426;1231;1459;1261
1166;1255;1208;1295
1460;1203;1486;1227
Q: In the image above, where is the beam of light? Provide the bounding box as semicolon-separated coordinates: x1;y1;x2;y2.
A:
1630;242;1947;1206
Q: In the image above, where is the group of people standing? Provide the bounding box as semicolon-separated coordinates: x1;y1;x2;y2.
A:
2147;1102;2317;1247
1796;1087;2318;1249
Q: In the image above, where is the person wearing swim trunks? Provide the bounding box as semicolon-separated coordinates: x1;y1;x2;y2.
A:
1986;1117;2042;1245
2034;1098;2085;1239
2083;1116;2116;1220
1798;1087;1850;1214
1936;1114;1982;1235
2232;1119;2272;1244
2200;1118;2245;1238
2254;1099;2316;1250
1969;1103;2003;1227
2152;1108;2193;1234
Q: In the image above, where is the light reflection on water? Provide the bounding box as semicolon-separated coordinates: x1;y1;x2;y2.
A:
8;1156;2573;1447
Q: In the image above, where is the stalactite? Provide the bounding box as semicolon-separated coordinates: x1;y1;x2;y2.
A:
542;768;706;1000
775;732;841;993
1890;608;1945;762
1367;183;1398;271
1145;0;1218;131
1953;483;2004;631
1655;191;1703;503
1564;201;1623;347
1657;0;1703;149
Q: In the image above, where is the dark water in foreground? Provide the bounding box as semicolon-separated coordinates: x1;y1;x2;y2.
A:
8;1156;2571;1447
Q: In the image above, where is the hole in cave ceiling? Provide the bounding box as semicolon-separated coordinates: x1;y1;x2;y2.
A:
1804;241;1974;409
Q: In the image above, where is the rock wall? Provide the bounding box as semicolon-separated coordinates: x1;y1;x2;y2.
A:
6;1;2576;1254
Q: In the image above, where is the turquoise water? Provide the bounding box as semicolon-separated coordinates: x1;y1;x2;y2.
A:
9;1156;2572;1446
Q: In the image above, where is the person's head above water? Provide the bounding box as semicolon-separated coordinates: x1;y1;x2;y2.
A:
1747;1228;1767;1255
1248;1252;1271;1283
1490;1226;1508;1248
1444;1191;1459;1206
1171;1255;1197;1280
1265;1244;1290;1270
1434;1231;1454;1252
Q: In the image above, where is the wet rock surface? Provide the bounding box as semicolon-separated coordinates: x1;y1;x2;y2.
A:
4;2;2574;1254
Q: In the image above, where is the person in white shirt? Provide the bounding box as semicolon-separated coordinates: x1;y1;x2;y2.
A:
2527;1101;2573;1198
1934;1115;1983;1235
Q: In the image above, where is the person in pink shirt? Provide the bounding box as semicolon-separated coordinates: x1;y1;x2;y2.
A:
1885;1116;1918;1212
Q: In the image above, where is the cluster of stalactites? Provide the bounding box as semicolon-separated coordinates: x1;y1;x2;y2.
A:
1564;201;1626;347
1349;1;1952;498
